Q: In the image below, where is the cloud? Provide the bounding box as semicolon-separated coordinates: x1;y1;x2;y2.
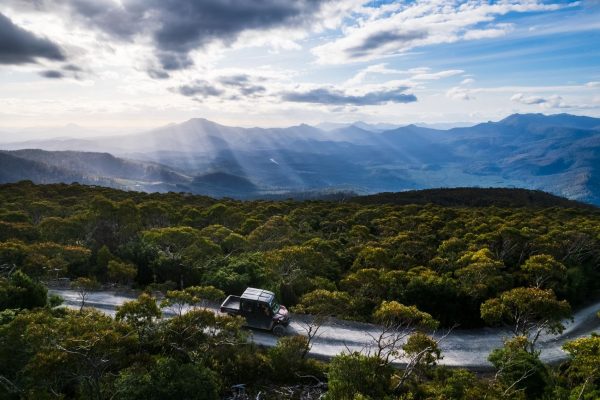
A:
510;93;600;109
586;81;600;87
462;24;514;40
346;64;463;86
312;1;573;64
282;86;417;106
218;74;266;96
31;0;335;74
447;87;474;101
174;74;268;100
147;69;170;80
411;69;464;80
510;93;547;105
63;64;82;72
0;12;65;64
176;80;224;98
461;78;475;85
345;29;428;59
40;70;64;79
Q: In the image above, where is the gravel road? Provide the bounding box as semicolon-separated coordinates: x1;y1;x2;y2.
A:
50;288;600;370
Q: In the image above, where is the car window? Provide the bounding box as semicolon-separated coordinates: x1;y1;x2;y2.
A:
271;300;280;314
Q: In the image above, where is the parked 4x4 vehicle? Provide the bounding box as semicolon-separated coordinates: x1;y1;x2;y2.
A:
220;287;290;335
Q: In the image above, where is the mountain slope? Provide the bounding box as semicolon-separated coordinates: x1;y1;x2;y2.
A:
352;187;596;209
0;150;194;193
0;152;85;184
2;113;600;204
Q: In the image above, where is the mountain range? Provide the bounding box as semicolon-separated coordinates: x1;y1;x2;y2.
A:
1;113;600;204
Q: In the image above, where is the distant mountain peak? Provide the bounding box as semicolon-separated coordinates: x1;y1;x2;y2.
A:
499;113;600;130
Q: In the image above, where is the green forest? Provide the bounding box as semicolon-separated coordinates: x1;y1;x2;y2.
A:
1;181;599;399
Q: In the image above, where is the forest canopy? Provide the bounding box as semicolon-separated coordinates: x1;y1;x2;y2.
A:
0;182;599;399
0;181;599;327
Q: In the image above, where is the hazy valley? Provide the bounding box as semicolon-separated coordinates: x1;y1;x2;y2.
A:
2;113;600;204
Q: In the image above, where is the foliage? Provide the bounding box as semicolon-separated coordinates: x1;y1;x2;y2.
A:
560;334;600;399
325;352;392;400
520;254;567;290
373;301;438;331
1;182;598;328
481;287;572;350
0;270;47;311
113;356;220;400
488;336;550;399
1;182;599;398
115;293;162;340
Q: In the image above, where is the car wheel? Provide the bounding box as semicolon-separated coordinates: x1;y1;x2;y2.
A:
272;325;285;337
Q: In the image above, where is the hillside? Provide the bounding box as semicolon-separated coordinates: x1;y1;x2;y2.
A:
2;113;600;204
1;181;600;399
352;187;596;209
0;149;192;192
0;152;86;184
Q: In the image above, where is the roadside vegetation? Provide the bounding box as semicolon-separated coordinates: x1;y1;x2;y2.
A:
0;181;599;399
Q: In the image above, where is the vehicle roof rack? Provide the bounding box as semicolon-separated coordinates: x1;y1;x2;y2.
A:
241;287;275;303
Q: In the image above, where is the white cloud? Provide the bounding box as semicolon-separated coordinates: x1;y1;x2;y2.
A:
511;93;600;109
447;87;474;101
312;1;575;64
345;64;463;86
510;93;547;105
462;24;514;40
412;69;464;80
586;81;600;87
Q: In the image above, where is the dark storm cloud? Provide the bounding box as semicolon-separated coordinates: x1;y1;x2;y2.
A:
40;69;64;78
0;12;65;64
176;80;224;97
48;0;329;75
347;30;428;59
66;0;142;40
282;87;417;106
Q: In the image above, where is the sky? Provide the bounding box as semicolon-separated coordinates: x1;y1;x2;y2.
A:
1;0;600;136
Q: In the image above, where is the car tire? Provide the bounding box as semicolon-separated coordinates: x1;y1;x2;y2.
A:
272;325;285;337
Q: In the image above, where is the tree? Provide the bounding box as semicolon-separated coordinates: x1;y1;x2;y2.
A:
561;334;600;399
116;293;162;340
268;335;312;382
481;287;571;351
5;308;137;400
95;245;113;278
107;260;137;285
398;332;442;389
160;289;195;316
160;286;225;317
247;216;297;251
294;289;354;320
371;301;439;364
158;309;246;364
143;227;221;288
488;336;549;399
340;268;386;317
0;270;47;311
455;248;507;300
70;277;100;312
114;357;220;400
520;254;567;290
325;352;392;400
185;285;225;307
351;246;389;270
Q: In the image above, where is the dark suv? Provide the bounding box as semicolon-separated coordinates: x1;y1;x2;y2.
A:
220;287;290;335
